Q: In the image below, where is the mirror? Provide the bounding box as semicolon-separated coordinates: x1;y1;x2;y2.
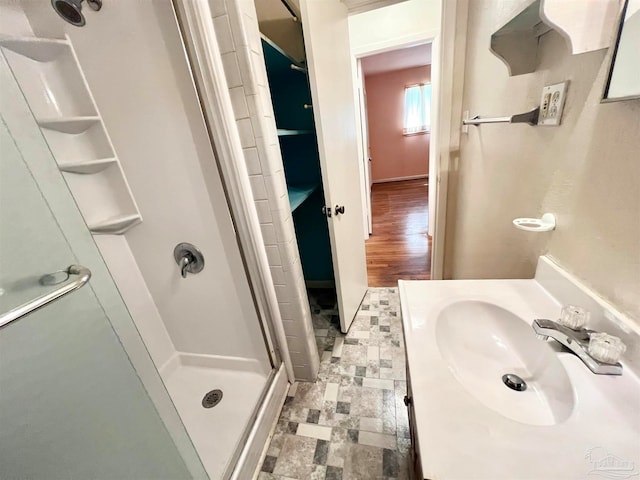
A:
603;0;640;102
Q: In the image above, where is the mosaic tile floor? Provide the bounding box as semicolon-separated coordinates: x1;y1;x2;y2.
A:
259;288;410;480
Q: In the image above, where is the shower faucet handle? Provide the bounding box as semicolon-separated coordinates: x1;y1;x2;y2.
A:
173;243;205;279
179;255;193;278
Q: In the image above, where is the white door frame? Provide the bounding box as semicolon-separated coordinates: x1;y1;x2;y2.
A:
354;57;372;238
350;0;469;280
351;34;440;272
430;0;469;279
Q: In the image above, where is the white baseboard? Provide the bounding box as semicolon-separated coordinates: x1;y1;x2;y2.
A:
372;174;428;184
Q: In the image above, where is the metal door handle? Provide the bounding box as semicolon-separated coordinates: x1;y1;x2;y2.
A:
0;264;91;328
335;205;345;215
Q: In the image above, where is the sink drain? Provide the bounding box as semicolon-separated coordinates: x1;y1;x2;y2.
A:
202;389;223;408
502;374;527;392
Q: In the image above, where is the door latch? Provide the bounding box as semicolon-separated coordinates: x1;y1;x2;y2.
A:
321;206;332;218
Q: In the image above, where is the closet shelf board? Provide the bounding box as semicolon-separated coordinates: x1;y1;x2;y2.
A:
277;129;314;136
261;35;306;77
288;183;319;212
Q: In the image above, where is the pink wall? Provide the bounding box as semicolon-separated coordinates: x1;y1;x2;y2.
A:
365;65;430;182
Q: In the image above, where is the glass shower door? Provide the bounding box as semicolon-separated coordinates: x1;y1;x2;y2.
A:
0;119;193;477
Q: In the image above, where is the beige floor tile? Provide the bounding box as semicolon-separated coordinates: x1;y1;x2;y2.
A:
273;434;318;478
340;344;368;366
343;443;384;480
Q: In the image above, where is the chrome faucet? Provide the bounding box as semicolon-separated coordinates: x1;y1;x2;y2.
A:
532;319;622;375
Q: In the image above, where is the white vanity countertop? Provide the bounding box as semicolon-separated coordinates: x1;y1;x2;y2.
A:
399;278;640;480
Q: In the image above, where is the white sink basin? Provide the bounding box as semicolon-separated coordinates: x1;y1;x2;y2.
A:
399;272;640;480
436;300;574;426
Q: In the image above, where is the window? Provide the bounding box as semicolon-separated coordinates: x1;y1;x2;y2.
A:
403;83;431;135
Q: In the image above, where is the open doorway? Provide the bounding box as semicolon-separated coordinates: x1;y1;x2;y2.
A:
357;43;433;286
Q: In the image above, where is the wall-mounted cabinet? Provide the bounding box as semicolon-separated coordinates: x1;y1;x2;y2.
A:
261;35;334;284
1;36;141;235
490;0;620;76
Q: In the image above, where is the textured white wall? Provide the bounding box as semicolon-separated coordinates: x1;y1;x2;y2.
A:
348;0;441;55
210;0;320;380
449;0;640;321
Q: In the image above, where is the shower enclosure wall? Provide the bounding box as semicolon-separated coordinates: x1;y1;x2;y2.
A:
0;1;289;478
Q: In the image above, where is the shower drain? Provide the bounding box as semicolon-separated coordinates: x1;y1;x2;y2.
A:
202;389;223;408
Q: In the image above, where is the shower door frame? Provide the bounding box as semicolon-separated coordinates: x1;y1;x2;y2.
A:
171;0;294;385
170;2;295;478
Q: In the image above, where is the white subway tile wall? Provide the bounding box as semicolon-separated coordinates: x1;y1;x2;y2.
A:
210;0;320;380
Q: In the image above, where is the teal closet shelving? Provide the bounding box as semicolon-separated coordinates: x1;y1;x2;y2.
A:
277;129;313;136
262;35;334;284
288;184;319;212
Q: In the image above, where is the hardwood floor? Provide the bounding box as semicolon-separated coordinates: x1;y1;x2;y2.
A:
365;178;432;287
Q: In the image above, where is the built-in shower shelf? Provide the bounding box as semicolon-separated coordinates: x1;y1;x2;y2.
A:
88;214;142;235
1;35;96;118
37;116;101;133
0;36;69;60
2;34;142;236
58;157;117;174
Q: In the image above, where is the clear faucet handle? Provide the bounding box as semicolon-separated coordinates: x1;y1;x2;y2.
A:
588;333;626;364
559;305;590;330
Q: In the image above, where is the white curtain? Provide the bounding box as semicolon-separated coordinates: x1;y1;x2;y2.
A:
403;84;431;135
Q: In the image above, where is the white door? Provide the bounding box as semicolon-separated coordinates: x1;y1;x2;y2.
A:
357;58;373;236
300;0;368;333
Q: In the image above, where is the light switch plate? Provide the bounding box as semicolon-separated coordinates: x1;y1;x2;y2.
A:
538;81;569;126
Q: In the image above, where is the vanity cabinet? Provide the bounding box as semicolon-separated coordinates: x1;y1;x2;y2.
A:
261;36;334;285
405;362;425;480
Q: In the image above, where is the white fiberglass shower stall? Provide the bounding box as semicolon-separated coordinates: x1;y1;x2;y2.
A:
0;1;289;478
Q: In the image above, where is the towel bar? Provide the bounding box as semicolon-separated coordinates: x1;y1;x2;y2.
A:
463;107;539;126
